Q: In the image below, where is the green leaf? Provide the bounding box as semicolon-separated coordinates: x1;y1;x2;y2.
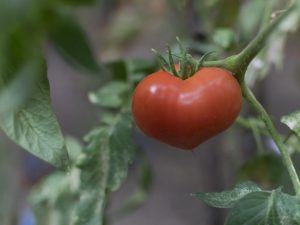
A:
88;81;130;108
49;13;100;73
107;112;138;191
0;28;68;169
0;62;69;169
281;111;300;137
65;136;83;165
285;134;300;155
106;60;128;81
225;189;300;225
73;128;108;225
73;112;137;225
29;170;80;225
212;28;235;50
192;181;261;208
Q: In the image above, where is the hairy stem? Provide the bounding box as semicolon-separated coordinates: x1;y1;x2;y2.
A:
240;81;300;197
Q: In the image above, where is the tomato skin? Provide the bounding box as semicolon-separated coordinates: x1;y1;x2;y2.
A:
132;67;242;150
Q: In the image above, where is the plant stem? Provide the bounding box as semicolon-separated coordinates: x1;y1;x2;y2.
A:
234;3;296;76
202;3;297;79
200;2;300;195
240;81;300;197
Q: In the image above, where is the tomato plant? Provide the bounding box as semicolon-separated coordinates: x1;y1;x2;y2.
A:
132;67;242;149
1;1;300;225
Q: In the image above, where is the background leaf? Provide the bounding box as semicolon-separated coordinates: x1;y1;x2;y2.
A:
212;28;235;50
65;136;83;165
88;82;130;109
281;111;300;137
49;13;100;73
192;181;261;208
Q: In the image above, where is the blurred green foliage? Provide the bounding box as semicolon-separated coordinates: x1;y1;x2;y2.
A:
0;0;300;225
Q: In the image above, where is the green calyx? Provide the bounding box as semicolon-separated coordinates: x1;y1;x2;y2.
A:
152;37;213;80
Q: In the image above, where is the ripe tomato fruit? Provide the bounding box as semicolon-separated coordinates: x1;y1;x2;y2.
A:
132;67;242;150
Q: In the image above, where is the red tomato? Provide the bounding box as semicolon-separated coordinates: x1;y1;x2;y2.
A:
132;67;242;150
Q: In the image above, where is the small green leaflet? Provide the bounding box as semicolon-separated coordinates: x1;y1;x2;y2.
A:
225;189;300;225
0;62;69;169
88;81;130;109
192;181;261;208
212;28;235;50
106;60;128;81
281;111;300;137
65;136;84;165
107;112;138;191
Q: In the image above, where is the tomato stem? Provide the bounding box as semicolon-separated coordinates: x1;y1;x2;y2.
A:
152;38;216;79
167;45;179;77
240;81;300;198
